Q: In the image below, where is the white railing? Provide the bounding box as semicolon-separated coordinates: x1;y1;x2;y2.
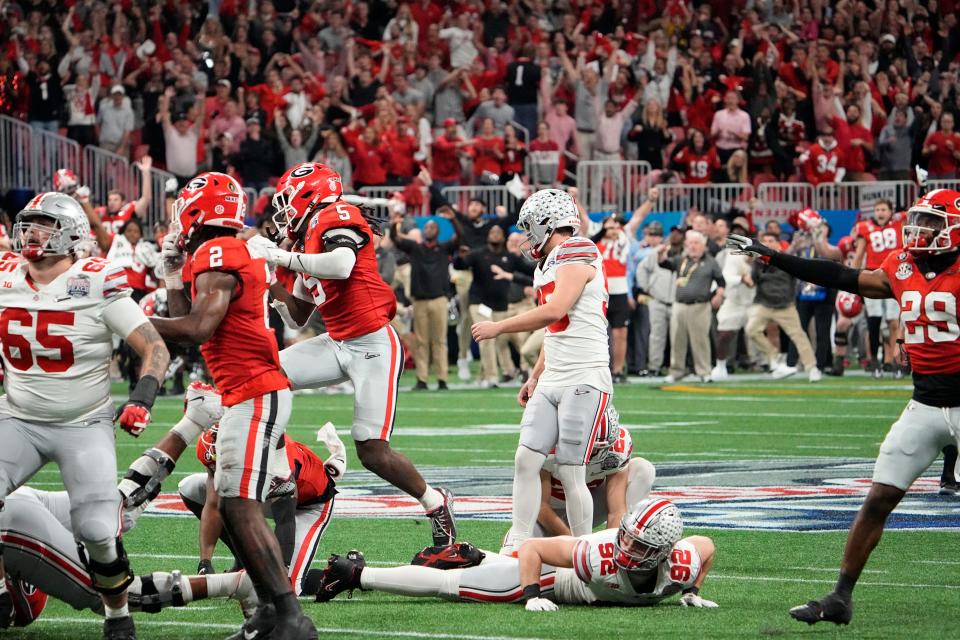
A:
815;181;917;215
752;182;816;225
358;185;431;216
441;185;519;216
576;160;651;213
32;129;82;194
656;182;754;215
0;115;34;193
82;145;138;212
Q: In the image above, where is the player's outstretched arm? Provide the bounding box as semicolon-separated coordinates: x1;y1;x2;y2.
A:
150;271;236;344
726;234;893;298
679;535;718;608
518;537;578;611
472;262;594;341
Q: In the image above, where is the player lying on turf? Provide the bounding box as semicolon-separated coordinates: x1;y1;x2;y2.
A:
179;421;345;596
727;188;960;626
308;498;717;610
0;487;257;629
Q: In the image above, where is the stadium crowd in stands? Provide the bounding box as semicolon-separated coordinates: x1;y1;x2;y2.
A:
1;0;959;398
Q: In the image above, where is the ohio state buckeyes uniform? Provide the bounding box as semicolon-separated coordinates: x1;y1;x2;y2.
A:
191;236;292;501
855;216;905;319
554;530;701;605
280;201;403;442
872;250;960;490
522;237;611;465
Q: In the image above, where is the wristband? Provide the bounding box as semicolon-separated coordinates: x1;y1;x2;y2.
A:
522;584;541;601
129;375;161;410
164;273;184;290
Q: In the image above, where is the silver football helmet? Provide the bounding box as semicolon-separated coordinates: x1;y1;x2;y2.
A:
516;189;581;259
615;498;684;572
13;192;91;261
588;405;620;461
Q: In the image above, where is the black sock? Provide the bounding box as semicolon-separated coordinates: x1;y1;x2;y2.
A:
273;591;300;617
835;573;856;598
943;445;958;483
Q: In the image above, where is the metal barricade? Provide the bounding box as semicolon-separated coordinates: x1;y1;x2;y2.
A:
136;165;177;227
440;185;519;216
925;179;959;192
0;115;34;194
655;183;754;215
82;145;136;210
815;181;917;215
358;185;430;216
754;182;816;225
509;120;530;144
576;160;651;213
31;129;81;194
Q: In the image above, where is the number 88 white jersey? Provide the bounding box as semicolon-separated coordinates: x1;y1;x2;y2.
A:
533;236;612;393
0;256;149;424
553;528;701;605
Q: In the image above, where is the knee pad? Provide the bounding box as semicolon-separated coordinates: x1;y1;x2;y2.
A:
128;571;189;613
834;333;848;347
78;537;134;596
514;446;546;477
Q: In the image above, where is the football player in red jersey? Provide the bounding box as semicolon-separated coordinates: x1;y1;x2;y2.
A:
248;162;458;547
852;199;905;375
727;188;960;627
149;172;317;640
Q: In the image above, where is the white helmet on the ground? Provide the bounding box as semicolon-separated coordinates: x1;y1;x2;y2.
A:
615;498;683;572
516;188;581;259
13;192;91;260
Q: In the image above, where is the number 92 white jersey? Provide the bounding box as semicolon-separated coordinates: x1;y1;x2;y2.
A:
534;236;612;393
553;529;701;605
0;256;149;424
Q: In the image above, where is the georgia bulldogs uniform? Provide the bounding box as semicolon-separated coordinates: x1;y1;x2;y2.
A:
673;147;719;184
802;142;841;185
855;215;905;319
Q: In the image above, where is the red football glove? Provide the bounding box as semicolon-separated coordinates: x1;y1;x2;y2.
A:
117;403;152;437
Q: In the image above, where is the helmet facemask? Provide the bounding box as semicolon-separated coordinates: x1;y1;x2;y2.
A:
272;181;321;241
13;211;89;262
613;526;668;572
903;207;955;253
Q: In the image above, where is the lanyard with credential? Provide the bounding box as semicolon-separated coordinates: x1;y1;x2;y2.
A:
676;257;700;288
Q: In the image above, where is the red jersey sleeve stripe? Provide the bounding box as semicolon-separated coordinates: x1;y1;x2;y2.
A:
558;252;598;261
572;540;592;583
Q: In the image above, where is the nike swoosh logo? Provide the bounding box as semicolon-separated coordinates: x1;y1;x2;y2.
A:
324;578;341;591
244;630;259;640
364;353;379;359
574;389;589;395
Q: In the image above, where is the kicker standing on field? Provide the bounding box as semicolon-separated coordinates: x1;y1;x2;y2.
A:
472;189;611;553
726;188;960;626
0;193;170;640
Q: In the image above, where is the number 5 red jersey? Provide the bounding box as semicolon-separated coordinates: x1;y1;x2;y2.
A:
191;236;289;406
299;201;397;341
880;250;960;375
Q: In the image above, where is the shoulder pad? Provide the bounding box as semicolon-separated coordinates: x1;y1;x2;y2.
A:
72;258;131;302
192;237;248;275
556;237;600;265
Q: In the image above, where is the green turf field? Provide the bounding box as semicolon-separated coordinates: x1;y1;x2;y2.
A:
10;375;960;639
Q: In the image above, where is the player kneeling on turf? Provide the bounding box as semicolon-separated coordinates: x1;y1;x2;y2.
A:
307;499;717;610
0;487;257;629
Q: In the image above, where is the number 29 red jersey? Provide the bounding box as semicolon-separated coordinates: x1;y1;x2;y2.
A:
880;250;960;377
854;217;904;270
299;201;397;341
191;235;289;406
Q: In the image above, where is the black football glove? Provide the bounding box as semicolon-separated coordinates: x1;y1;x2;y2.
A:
197;559;215;575
726;233;775;260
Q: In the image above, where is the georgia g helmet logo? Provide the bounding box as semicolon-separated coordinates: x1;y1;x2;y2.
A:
291;164;316;178
185;176;208;191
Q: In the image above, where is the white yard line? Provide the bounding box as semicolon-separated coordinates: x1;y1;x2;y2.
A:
712;574;960;589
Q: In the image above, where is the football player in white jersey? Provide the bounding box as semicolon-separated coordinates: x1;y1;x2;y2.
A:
0;193;170;640
309;498;717;610
472;189;612;551
533;407;656;537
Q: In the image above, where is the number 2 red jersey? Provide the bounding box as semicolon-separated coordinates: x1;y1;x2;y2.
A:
880;250;960;377
854;218;904;269
300;201;396;341
191;236;289;406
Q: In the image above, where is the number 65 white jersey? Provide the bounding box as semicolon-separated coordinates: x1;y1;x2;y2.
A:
534;236;612;393
0;256;149;424
553;528;701;605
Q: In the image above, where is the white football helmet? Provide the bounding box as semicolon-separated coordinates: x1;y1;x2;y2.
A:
588;405;620;461
13;192;91;261
516;189;581;259
615;498;683;572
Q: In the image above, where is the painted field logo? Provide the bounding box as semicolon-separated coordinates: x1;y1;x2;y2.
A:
145;459;959;532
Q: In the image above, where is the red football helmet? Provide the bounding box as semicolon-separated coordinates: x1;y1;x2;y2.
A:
53;168;78;195
272;162;343;239
789;208;823;233
903;189;960;254
196;424;219;470
172;172;247;250
5;577;48;627
837;235;855;258
835;291;864;318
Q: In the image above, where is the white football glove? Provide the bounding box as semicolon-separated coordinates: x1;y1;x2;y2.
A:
75;185;91;204
680;592;719;608
183;381;224;429
317;421;347;480
161;233;185;288
246;234;285;267
525;598;558;612
726;233;774;259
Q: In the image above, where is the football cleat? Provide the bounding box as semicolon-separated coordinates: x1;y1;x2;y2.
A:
225;603;276;640
271;612;318;640
312;551;365;602
939;480;959;496
102;615;136;640
789;592;853;626
427;488;458;546
411;542;485;569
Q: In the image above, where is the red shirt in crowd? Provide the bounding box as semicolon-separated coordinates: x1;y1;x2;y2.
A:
674;147;719;184
348;136;390;186
502;142;526;175
410;1;444;41
834;118;874;173
923;131;960;176
431;134;464;182
802;143;841;185
385;128;418;180
471;135;504;178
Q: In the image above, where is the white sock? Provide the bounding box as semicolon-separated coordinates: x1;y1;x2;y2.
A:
555;463;592;537
625;458;657;507
360;566;458;598
716;358;727;368
205;572;248;600
511;446;547;544
418;485;443;512
103;603;129;619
